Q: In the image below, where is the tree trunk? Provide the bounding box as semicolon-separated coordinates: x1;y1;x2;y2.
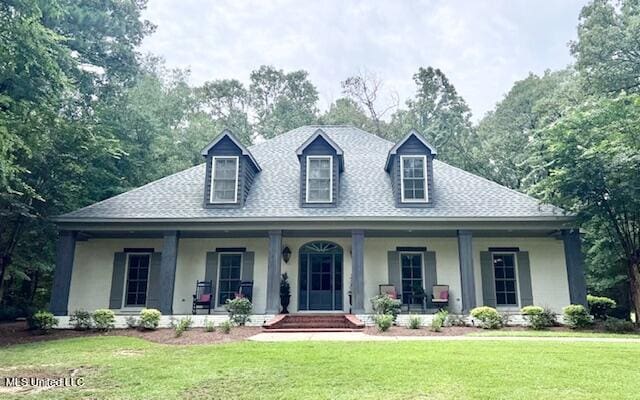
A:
628;260;640;324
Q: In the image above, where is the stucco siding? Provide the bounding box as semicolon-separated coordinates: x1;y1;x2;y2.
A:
473;237;570;312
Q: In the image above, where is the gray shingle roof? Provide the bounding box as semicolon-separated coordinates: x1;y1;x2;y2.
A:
58;125;567;221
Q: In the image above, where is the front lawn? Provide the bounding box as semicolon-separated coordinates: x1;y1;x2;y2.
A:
1;337;640;399
467;330;640;339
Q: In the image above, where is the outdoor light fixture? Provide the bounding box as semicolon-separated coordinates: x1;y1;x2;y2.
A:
282;246;291;263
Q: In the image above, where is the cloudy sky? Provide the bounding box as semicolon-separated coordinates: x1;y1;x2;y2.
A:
141;0;587;121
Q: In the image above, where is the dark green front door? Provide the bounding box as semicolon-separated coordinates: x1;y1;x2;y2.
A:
299;242;343;311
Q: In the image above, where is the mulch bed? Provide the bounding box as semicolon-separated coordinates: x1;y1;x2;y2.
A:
0;321;260;347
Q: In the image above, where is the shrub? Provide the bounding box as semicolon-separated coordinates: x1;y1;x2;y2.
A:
125;316;139;329
587;295;616;320
204;319;216;332
225;296;252;326
219;320;232;334
447;314;467;327
521;306;555;330
563;304;591;329
431;309;449;332
92;309;116;331
370;294;401;321
69;310;92;330
373;314;393;332
604;317;635;333
0;305;20;322
28;311;58;333
407;315;422;329
174;317;192;337
139;308;161;330
470;306;502;329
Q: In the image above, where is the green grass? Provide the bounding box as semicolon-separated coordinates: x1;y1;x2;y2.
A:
467;330;640;339
2;336;640;399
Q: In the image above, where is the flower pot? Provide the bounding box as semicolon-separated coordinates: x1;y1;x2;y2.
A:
280;294;291;314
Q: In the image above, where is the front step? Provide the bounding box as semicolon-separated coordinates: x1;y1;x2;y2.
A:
263;314;364;332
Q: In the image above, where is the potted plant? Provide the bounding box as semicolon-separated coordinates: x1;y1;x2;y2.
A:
412;283;426;311
280;273;291;314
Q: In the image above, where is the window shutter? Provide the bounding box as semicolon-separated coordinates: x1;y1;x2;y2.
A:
424;251;437;308
517;251;534;307
204;252;218;303
480;251;496;307
146;252;162;309
109;252;127;309
387;251;401;295
242;251;254;282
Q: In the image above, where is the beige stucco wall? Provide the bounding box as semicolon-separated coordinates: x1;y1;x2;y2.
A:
472;237;571;313
66;235;572;316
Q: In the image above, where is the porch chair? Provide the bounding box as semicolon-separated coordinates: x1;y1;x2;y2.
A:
237;281;254;303
378;284;399;299
431;284;449;309
192;280;213;315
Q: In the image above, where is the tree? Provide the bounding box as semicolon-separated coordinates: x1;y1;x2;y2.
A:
390;67;477;170
571;0;640;94
249;65;319;139
341;71;397;136
199;79;252;144
319;97;376;131
534;94;640;321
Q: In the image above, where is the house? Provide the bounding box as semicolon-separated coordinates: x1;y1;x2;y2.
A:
50;125;586;327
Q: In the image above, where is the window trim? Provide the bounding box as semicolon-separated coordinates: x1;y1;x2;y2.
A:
400;155;428;203
399;251;425;305
210;156;239;204
121;252;152;310
215;252;244;308
491;251;521;309
305;155;333;204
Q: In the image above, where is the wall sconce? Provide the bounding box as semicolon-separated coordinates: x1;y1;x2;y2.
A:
282;246;292;263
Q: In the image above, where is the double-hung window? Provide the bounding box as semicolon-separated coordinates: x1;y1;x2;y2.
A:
400;155;427;202
124;253;150;307
217;253;242;306
210;156;239;203
306;156;332;203
493;253;518;306
400;252;424;305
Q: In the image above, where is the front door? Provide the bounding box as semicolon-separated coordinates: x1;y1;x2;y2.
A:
298;241;343;311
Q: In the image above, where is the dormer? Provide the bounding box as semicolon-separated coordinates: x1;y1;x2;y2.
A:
384;129;436;208
295;129;344;207
201;129;261;208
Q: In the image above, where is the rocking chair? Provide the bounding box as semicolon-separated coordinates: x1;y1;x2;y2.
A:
192;280;213;314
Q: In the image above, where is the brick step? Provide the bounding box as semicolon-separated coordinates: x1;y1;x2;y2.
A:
263;314;364;330
263;328;362;332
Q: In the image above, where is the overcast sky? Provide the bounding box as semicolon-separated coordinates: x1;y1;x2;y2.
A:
140;0;587;121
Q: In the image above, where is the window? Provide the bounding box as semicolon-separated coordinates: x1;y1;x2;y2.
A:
124;254;150;307
400;253;423;305
400;155;427;202
306;156;332;203
493;253;518;306
218;253;242;306
210;156;239;203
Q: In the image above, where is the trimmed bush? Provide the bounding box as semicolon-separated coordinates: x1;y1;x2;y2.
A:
174;317;192;337
92;309;116;331
447;314;467;327
373;314;393;332
563;304;591;329
139;308;161;330
604;317;635;333
28;311;58;333
69;310;92;330
407;315;422;329
521;306;555;330
225;296;252;326
125;316;139;329
431;309;448;332
370;294;401;321
470;306;502;329
587;295;616;320
219;320;232;334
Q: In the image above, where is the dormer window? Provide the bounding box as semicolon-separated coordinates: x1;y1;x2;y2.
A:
210;156;239;203
400;155;427;202
306;156;333;203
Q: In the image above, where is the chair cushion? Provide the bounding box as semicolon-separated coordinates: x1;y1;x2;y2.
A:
440;291;449;300
199;293;211;303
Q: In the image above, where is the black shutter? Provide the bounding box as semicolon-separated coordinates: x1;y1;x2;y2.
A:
109;252;127;309
146;252;162;309
480;251;496;307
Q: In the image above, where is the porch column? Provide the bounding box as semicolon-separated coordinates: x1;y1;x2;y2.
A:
265;230;282;314
351;229;365;314
159;231;179;314
457;230;476;313
562;229;587;306
50;231;77;316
